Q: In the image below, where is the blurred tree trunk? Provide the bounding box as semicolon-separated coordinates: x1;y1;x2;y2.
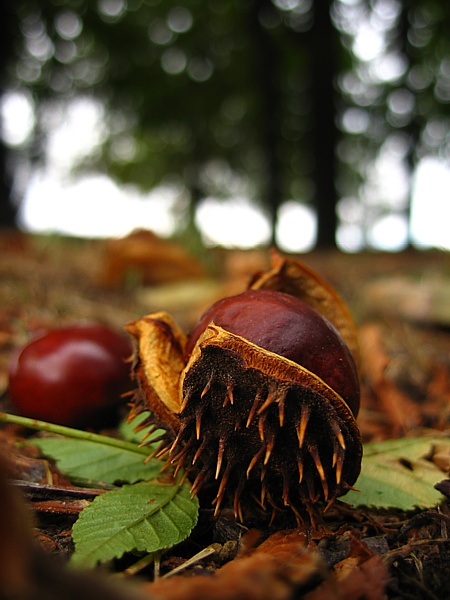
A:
309;0;339;249
0;0;18;228
247;0;283;248
0;139;17;228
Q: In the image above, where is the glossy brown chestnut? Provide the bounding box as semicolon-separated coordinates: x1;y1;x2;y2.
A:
186;289;360;417
8;323;132;428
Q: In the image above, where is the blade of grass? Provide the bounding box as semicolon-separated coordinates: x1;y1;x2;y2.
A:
0;412;151;457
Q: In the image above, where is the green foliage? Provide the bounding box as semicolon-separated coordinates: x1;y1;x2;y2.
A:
30;437;162;485
71;480;199;568
3;0;318;239
342;437;450;510
0;411;199;569
4;0;450;245
2;412;449;568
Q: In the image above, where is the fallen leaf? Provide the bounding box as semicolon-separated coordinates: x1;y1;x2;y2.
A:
29;437;162;485
359;324;424;433
305;555;388;600
342;437;450;509
141;530;322;600
71;480;199;568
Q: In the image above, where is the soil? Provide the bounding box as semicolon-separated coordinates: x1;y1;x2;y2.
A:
0;229;449;600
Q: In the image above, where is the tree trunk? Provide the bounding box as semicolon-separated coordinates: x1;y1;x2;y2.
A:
247;0;283;247
309;0;339;249
0;136;17;228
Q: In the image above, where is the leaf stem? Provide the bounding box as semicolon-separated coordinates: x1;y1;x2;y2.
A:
0;412;151;456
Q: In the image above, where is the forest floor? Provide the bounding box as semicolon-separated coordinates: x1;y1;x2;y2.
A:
0;229;449;600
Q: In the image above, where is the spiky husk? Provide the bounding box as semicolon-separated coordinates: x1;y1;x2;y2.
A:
162;326;362;525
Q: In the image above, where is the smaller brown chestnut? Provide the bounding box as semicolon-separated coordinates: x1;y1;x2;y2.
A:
8;323;132;428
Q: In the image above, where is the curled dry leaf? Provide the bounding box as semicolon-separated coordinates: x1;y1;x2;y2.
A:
100;229;205;288
126;251;362;526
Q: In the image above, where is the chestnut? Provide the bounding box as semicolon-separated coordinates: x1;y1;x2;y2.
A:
8;323;132;428
186;289;360;417
127;252;362;525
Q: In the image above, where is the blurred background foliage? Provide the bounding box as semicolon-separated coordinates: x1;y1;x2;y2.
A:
1;0;450;250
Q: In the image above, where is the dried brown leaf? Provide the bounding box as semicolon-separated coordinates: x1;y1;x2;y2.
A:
101;229;205;288
305;555;389;600
359;324;423;433
141;530;323;600
305;534;389;600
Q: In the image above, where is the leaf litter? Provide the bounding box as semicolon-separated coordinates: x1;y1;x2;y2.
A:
1;233;450;599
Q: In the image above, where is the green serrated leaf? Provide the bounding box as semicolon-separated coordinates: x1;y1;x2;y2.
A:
70;480;199;568
30;438;163;485
342;436;450;510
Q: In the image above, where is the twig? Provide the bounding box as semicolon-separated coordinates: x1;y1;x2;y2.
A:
161;544;221;579
383;537;450;564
